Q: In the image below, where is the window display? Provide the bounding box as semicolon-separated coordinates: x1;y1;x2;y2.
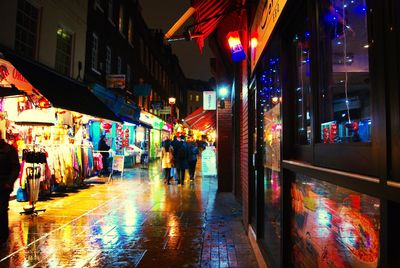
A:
259;54;282;267
293;16;312;145
291;174;380;267
319;0;371;143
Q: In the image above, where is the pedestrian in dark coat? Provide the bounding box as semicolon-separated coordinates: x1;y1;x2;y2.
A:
187;141;199;180
174;135;189;185
98;135;110;176
0;131;20;245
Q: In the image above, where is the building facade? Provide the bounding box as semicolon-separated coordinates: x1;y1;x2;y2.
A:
84;0;187;122
205;0;400;267
0;0;88;79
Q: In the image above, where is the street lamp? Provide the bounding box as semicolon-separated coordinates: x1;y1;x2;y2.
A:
218;86;229;109
168;97;176;124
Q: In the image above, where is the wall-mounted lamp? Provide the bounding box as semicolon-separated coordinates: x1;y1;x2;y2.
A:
227;31;246;62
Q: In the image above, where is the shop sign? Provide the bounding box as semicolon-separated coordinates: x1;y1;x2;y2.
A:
150;101;163;110
201;146;217;176
250;0;287;73
0;58;35;94
106;74;126;89
159;107;171;114
203;91;216;110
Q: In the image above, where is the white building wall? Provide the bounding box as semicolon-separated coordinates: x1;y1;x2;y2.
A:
0;0;88;79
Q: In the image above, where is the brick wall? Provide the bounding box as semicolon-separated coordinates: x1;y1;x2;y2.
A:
217;100;233;192
239;13;249;230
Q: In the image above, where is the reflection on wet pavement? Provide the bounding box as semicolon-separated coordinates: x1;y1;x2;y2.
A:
1;162;258;267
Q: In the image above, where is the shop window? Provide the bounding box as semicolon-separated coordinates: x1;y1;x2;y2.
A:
259;54;282;267
55;27;73;76
292;19;312;145
15;0;39;58
291;174;380;267
105;46;112;74
319;0;371;143
91;33;99;71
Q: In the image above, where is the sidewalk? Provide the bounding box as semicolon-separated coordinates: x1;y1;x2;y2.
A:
1;160;258;267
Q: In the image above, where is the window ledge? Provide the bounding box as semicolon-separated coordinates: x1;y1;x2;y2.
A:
91;67;101;75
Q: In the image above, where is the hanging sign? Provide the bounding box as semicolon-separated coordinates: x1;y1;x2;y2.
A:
203;91;216;110
159;107;171;114
106;74;126;89
250;0;287;73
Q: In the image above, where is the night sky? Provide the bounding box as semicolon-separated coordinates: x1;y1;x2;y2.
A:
139;0;213;82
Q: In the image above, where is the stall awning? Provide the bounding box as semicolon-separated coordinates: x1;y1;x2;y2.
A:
183;107;216;132
192;0;233;53
165;0;236;53
1;49;121;122
90;83;141;124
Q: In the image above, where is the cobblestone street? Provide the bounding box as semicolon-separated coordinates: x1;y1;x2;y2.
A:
1;161;258;267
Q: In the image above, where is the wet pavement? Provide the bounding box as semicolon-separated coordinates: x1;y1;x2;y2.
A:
1;160;258;267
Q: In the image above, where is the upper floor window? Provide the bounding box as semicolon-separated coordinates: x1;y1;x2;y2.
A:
117;56;122;74
105;46;112;74
55;27;73;76
195;95;199;102
107;0;114;24
94;0;104;12
91;33;99;71
319;0;371;143
190;94;193;101
15;0;39;58
128;18;133;45
118;5;124;34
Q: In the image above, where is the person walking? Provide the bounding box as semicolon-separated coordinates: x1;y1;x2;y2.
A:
170;136;179;182
174;135;189;185
0;130;20;246
161;139;173;184
187;140;199;180
98;135;110;176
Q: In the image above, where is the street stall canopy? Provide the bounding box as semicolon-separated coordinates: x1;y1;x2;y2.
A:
0;49;122;122
183;107;216;132
164;0;238;53
90;83;141;124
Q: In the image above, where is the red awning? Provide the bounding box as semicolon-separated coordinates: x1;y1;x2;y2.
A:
183;107;216;132
191;0;233;54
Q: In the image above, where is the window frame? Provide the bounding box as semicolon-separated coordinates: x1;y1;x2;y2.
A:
282;0;386;177
55;26;73;76
91;32;100;73
15;0;40;59
105;45;112;74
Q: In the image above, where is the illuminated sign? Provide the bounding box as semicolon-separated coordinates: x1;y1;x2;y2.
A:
203;91;216;110
250;0;287;73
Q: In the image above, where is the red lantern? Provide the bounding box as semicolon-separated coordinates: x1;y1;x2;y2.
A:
102;122;112;133
227;31;246;62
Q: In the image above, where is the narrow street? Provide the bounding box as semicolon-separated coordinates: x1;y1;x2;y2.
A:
1;161;258;268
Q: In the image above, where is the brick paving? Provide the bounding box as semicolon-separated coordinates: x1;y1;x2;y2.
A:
1;160;258;267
